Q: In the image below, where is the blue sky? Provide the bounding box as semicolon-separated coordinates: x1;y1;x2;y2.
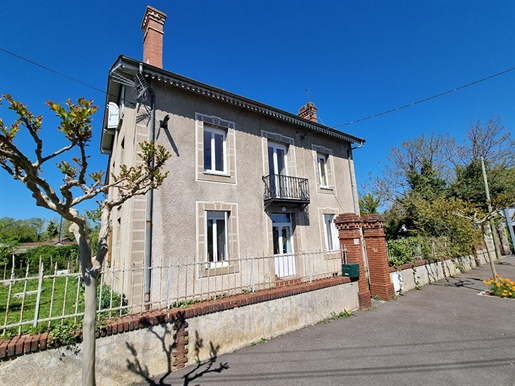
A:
0;0;514;220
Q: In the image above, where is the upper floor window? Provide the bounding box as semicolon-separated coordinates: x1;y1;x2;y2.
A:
204;126;226;174
317;153;328;187
312;144;334;194
196;113;236;184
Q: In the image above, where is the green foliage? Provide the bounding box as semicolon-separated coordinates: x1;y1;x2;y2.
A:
483;276;515;299
170;298;201;309
376;118;513;254
44;220;59;240
48;321;81;347
359;193;381;215
0;217;46;243
0;238;17;265
319;309;353;324
19;244;79;273
407;159;448;201
387;236;441;267
0;275;128;338
78;281;128;320
387;239;417;267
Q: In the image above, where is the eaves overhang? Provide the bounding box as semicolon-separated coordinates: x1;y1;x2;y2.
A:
100;55;366;153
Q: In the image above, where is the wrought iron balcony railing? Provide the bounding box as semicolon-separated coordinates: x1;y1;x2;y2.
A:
262;174;310;204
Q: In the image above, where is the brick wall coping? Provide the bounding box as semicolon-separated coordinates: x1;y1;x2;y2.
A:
0;275;351;360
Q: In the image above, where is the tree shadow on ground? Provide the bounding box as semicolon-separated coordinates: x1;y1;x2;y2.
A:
431;276;484;292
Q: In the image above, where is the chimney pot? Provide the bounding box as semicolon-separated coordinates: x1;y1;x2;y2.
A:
141;6;167;68
298;102;318;123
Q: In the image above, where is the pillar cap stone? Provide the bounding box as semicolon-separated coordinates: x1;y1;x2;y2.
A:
362;214;385;228
334;213;362;230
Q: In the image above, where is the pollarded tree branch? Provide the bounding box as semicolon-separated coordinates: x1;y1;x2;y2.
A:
0;94;171;386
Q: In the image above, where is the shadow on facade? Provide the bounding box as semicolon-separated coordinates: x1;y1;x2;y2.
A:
126;320;229;385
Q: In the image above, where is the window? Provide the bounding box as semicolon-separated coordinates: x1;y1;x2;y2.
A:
206;211;228;263
323;214;339;251
312;145;334;194
317;153;328;187
204;126;226;174
196;113;236;184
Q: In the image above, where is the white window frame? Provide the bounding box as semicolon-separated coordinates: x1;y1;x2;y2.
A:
268;142;289;176
205;211;229;266
317;153;329;188
323;214;339;251
203;126;227;175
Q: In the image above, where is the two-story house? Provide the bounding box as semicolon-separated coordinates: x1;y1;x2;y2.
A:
100;6;365;308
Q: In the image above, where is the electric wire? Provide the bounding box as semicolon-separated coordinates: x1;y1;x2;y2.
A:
0;47;108;96
332;67;515;129
2;47;514;129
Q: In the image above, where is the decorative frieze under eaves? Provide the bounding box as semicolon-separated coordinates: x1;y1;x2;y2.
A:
143;70;360;144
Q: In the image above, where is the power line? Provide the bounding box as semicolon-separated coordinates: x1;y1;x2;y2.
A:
2;47;514;128
332;67;515;129
0;47;108;95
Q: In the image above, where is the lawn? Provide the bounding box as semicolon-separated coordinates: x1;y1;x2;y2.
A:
0;273;127;337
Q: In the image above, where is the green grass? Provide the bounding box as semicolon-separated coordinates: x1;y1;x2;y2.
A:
0;275;127;338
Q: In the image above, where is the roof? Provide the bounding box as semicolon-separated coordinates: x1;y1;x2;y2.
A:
101;55;365;153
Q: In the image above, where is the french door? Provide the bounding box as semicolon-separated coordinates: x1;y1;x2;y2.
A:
268;142;288;197
272;213;296;278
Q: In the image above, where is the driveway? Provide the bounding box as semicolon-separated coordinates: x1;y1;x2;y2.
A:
135;255;515;386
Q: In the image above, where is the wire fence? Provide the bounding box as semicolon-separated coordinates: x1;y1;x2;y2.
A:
1;250;343;336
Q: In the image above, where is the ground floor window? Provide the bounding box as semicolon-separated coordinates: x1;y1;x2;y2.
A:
323;213;339;251
206;211;228;262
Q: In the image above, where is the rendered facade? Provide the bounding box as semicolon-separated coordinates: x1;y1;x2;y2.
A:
100;7;365;305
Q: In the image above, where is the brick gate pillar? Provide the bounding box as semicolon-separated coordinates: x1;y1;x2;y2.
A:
362;214;395;301
334;213;371;310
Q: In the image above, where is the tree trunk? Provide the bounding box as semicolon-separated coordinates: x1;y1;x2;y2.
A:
82;267;97;386
71;222;97;386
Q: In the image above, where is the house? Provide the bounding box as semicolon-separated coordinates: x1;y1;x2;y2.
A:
100;6;365;307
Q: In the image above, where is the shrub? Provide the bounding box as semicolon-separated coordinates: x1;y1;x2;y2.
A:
18;244;79;273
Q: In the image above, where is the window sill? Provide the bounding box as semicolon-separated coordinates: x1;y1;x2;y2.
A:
205;261;229;269
198;171;236;184
199;260;239;277
204;170;230;177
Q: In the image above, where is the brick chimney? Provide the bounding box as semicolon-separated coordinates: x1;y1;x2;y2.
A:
298;102;318;123
141;6;167;68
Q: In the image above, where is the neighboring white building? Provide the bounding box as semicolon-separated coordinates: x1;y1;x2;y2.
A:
100;7;365;306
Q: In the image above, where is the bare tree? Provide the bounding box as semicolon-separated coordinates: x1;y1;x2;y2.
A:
0;94;170;386
375;132;457;203
463;115;514;167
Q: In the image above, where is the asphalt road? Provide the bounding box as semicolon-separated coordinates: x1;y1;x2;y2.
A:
135;255;515;386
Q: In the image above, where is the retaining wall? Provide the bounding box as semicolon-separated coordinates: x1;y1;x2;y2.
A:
389;252;489;294
0;277;358;385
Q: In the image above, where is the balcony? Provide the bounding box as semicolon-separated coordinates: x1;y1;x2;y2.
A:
262;174;310;206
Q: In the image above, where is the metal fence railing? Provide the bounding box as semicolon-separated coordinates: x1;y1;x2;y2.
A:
1;250;343;336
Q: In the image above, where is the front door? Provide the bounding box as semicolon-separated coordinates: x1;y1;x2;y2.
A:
268;143;288;197
272;213;295;278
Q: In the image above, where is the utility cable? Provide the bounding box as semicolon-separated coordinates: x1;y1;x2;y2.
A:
3;47;513;128
332;66;515;129
0;47;108;96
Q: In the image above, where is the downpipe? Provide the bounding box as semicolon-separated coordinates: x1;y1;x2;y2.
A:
144;87;156;308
